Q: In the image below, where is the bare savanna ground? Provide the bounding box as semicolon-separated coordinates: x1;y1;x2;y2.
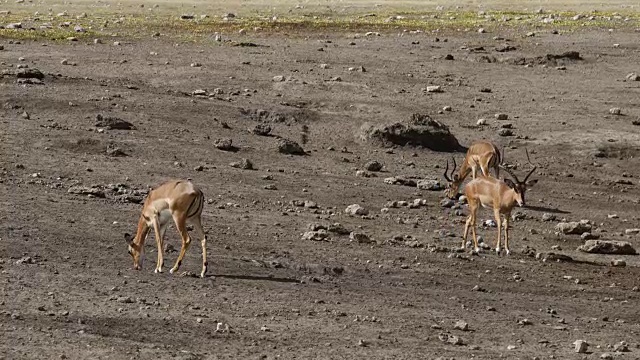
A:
2;1;640;359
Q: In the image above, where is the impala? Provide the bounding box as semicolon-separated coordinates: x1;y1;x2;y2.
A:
443;140;502;199
462;152;537;255
124;179;208;278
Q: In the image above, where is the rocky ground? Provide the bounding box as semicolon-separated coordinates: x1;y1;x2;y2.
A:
2;6;640;360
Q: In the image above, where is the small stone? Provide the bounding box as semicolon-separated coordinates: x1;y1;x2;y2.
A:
196;317;203;323
417;179;443;191
277;138;305;155
625;228;640;235
21;111;30;119
214;138;234;151
611;259;626;267
507;345;517;350
357;339;368;347
302;230;329;241
526;32;535;37
454;320;469;331
443;106;452;111
263;184;277;190
260;325;271;332
94;38;102;44
251;123;271;136
614;341;629;352
364;160;383;172
478;28;486;33
440;199;455;208
610;108;621;115
542;213;556;221
600;353;613;360
190;62;202;67
495;113;509;120
573;340;588;353
230;158;253;170
272;75;285;82
498;128;514;137
426;85;443;93
345;204;368;216
555;221;591;235
476;118;487;126
626;73;640;81
349;232;372;244
113;41;121;46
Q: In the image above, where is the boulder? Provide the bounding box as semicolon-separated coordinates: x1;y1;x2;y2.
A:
578;240;637;255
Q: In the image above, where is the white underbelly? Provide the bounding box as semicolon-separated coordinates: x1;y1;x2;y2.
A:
146;209;173;227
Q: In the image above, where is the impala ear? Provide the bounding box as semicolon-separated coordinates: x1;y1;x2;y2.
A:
124;233;133;244
504;178;516;189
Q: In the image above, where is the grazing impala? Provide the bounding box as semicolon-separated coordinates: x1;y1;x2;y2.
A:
124;179;208;278
443;140;502;199
462;152;537;255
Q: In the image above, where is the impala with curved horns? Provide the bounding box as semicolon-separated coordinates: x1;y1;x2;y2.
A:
462;149;537;255
443;140;502;199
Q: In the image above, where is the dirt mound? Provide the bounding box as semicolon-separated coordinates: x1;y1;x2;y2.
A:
507;51;583;66
357;113;464;152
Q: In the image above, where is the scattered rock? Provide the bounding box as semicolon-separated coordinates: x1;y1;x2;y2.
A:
578;240;637;255
438;333;464;346
426;86;443;93
600;353;613;360
95;114;136;130
417;179;444;191
626;73;640;81
542;213;556;222
358;113;463;151
440;199;455;208
573;340;588;353
67;186;106;198
495;113;509;120
364;160;383;172
106;145;127;157
214;138;235;151
498;128;513;137
476;119;487;126
15;256;34;265
453;320;469;331
611;259;626;267
613;341;629;352
328;223;350;235
624;228;640;235
272;75;285;82
251;123;272;136
263;184;277;190
350;232;372;244
302;230;329;241
610;108;621;115
277;138;305;155
345;204;368;216
581;232;599;240
384;176;417;187
230;158;253;170
555;221;591;235
495;44;517;52
16;68;44;79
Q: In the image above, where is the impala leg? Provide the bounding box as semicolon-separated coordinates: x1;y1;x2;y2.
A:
191;216;208;278
480;163;489;177
494;208;502;254
170;212;191;274
494;165;500;179
152;217;164;273
463;200;475;249
504;215;511;256
471;165;477;179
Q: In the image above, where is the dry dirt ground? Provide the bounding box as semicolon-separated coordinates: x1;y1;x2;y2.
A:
2;11;640;360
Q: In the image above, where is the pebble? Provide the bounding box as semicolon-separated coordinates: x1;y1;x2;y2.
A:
454;320;469;331
345;204;368;216
573;340;588;353
426;86;442;93
610;108;621;115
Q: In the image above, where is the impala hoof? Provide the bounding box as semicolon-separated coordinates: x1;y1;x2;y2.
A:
154;268;162;274
169;267;177;274
495;247;501;254
505;249;511;256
